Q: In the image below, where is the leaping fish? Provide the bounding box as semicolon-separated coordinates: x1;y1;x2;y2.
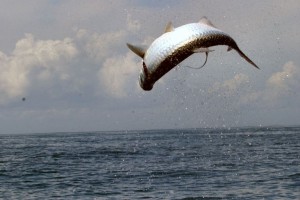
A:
127;17;259;91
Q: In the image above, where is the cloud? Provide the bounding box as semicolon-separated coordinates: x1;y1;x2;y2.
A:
126;14;141;33
74;14;143;98
80;29;127;62
13;34;77;66
98;52;140;98
75;12;141;62
0;51;29;103
0;11;144;105
264;61;300;102
208;73;250;95
240;61;300;105
0;34;78;104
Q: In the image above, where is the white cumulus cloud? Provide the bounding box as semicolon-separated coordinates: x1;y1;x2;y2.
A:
98;52;140;98
0;12;144;105
240;61;300;105
264;61;300;103
0;34;78;104
74;14;144;98
82;30;127;62
208;73;250;95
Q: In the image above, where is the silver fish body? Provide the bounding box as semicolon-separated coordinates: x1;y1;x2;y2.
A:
127;18;259;91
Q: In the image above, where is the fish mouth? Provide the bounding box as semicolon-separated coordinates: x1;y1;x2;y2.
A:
141;84;153;91
139;73;153;91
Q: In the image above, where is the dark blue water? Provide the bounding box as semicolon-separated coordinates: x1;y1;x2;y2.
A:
0;127;299;199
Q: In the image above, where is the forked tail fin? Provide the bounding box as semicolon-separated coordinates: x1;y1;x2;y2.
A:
234;46;259;69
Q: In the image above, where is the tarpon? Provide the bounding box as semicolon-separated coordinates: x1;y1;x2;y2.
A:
127;17;259;91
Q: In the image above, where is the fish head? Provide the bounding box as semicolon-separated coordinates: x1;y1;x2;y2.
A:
139;61;153;91
139;74;153;91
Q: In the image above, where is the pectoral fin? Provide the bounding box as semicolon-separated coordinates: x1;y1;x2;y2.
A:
184;48;213;69
194;51;209;69
126;43;147;58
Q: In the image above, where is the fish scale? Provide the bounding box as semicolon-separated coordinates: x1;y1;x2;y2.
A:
127;17;259;91
144;24;210;73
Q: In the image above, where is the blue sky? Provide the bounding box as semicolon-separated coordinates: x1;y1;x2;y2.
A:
0;0;299;134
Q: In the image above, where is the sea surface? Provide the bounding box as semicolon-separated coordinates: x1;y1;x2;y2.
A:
0;127;299;199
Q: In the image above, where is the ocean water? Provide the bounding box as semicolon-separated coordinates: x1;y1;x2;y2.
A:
0;127;299;199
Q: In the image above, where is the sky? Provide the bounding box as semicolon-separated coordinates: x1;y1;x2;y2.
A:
0;0;299;134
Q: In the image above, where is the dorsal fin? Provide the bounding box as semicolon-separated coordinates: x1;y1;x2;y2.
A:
164;22;175;33
126;43;147;58
199;16;217;28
